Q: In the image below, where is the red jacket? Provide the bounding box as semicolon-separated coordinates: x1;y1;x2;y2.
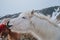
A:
0;24;6;33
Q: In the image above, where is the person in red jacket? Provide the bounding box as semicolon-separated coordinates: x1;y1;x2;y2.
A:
0;24;6;33
0;18;10;33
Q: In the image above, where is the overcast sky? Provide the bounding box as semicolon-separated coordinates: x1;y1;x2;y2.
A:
0;0;60;16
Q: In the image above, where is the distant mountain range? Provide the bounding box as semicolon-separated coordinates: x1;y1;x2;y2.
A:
0;13;21;20
35;6;60;17
0;6;60;20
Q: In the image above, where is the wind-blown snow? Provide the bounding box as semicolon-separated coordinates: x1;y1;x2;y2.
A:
51;8;60;21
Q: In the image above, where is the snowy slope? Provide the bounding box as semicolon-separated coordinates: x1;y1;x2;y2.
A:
0;6;60;25
0;6;60;20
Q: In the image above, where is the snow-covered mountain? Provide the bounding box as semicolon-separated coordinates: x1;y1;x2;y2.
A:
0;6;60;21
35;6;60;17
